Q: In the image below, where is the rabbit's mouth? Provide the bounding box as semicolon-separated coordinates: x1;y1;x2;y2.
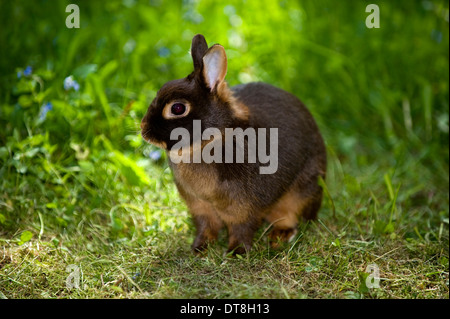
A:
141;124;167;149
141;132;167;150
149;139;167;150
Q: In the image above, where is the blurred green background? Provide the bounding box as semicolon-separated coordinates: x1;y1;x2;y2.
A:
0;0;448;298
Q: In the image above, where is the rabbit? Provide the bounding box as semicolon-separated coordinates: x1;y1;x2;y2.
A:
141;34;327;255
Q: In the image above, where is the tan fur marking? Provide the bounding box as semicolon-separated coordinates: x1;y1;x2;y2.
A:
174;160;252;225
264;187;307;230
216;202;253;225
217;82;249;121
184;197;223;251
229;96;249;121
171;162;219;201
187;199;223;239
188;198;216;216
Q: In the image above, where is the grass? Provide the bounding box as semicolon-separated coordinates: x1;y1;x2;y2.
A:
1;219;447;299
0;0;449;299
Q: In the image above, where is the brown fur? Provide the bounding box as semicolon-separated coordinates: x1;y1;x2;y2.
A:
141;34;327;255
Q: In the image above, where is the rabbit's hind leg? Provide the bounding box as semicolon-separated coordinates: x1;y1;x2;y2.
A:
300;184;323;221
265;187;303;248
265;181;323;248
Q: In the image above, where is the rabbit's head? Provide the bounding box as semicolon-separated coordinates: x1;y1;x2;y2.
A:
141;34;245;151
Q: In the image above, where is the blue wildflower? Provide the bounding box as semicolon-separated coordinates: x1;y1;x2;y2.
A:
158;47;171;58
23;66;32;76
149;150;162;161
64;75;80;91
38;102;53;122
132;272;141;281
64;76;74;90
431;29;443;43
17;71;22;79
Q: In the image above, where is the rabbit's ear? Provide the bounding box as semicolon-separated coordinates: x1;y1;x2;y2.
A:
202;45;227;92
191;34;208;71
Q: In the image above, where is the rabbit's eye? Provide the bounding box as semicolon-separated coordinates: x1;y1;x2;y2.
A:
162;100;190;119
171;103;186;116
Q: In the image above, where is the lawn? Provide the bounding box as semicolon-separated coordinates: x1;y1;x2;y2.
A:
0;0;448;299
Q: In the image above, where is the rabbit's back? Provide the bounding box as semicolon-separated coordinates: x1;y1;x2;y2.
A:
231;82;326;177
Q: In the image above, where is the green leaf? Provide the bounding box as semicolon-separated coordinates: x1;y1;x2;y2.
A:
0;147;9;159
384;222;395;234
78;160;95;173
24;147;41;158
305;266;314;273
235;253;245;260
13;160;28;174
110;285;123;293
19;231;33;245
56;217;68;227
46;202;58;209
383;173;394;201
109;150;150;186
358;272;370;294
331;238;341;248
73;64;98;79
89;74;112;128
35;87;53;104
111;217;123;231
14;79;35;94
52;238;60;248
18;95;33;108
98;60;118;81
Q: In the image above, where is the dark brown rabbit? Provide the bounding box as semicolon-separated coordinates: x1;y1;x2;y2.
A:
141;34;326;255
